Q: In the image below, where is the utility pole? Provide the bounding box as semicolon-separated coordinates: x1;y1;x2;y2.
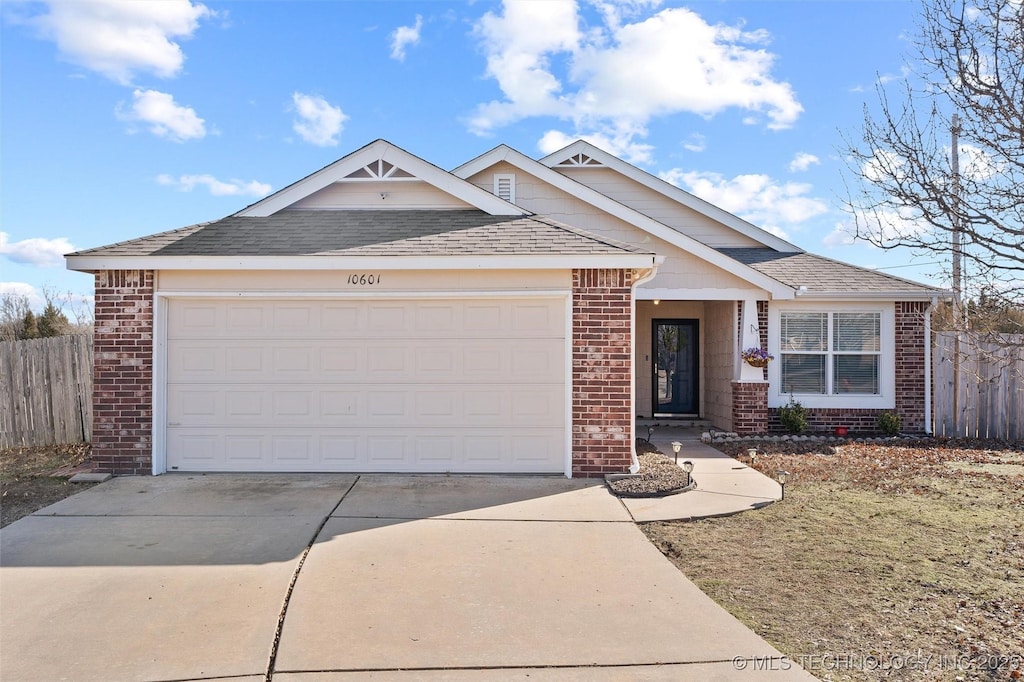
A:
951;113;963;435
951;114;963;314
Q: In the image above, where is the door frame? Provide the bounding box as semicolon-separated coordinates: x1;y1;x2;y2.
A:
651;318;700;417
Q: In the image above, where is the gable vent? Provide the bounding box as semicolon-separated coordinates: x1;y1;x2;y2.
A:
555;153;604;167
494;173;515;203
345;159;416;180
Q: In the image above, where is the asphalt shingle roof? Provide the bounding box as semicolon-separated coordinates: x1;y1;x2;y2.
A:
720;248;942;294
70;210;648;258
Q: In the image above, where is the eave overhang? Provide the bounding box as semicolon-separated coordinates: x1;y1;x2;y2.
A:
65;253;661;272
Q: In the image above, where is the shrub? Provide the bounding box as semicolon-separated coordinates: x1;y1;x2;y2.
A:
877;412;901;436
778;397;808;433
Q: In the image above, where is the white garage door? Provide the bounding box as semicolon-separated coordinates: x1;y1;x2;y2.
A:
164;297;567;473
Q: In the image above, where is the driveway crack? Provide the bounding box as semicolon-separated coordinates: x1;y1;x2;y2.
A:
264;475;359;681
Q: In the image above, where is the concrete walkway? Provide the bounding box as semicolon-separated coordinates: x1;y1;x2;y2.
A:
0;473;815;681
619;426;782;522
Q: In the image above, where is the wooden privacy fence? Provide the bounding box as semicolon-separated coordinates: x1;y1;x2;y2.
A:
0;335;93;449
933;332;1024;439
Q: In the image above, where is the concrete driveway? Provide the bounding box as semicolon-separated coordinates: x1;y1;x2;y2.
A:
0;474;814;681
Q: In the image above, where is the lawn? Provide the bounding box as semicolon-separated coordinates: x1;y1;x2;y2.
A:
0;443;96;528
642;439;1023;682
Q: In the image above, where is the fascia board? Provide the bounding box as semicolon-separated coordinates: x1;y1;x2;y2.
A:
636;287;774;301
238;140;523;217
453;146;795;299
451;145;515;179
539;141;802;253
65;253;659;272
797;291;951;301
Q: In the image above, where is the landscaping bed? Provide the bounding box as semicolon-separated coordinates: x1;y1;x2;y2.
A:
643;438;1024;681
606;450;694;497
1;444;96;528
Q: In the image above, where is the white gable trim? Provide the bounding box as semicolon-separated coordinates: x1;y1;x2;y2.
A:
66;253;658;272
453;146;796;300
539;140;801;253
237;139;524;217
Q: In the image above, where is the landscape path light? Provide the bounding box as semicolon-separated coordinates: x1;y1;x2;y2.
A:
671;441;682;464
777;470;790;501
682;459;694;488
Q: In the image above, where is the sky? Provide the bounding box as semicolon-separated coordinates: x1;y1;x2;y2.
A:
0;0;949;314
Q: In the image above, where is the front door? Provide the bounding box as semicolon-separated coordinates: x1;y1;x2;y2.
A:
653;320;699;416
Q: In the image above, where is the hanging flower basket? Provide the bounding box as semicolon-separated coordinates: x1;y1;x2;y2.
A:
741;347;774;368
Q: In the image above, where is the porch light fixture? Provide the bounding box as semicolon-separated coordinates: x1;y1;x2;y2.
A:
682;459;694;487
777;470;790;500
671;441;682;463
653;299;661;305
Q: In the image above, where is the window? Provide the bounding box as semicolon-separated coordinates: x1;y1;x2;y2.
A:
779;311;881;396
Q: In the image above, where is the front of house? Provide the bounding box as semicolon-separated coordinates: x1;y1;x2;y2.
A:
67;139;943;477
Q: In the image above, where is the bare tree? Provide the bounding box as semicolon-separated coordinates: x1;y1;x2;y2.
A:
843;0;1024;339
0;292;32;341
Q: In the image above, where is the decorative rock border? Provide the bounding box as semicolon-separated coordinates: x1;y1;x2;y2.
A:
701;431;910;445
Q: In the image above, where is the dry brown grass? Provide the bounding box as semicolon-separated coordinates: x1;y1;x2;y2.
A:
1;443;95;528
643;440;1024;681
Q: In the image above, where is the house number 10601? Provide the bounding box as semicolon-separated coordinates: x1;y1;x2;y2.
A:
347;273;381;285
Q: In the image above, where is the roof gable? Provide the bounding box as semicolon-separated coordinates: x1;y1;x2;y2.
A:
237;139;524;217
453;144;796;299
539;140;800;253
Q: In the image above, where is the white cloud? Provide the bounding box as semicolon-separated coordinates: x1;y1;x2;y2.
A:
471;2;802;154
538;124;654;164
660;169;828;238
390;15;423;61
683;133;707;153
291;93;347;147
29;0;213;84
118;89;206;141
0;282;45;311
823;207;930;248
156;174;272;197
0;232;76;267
788;152;820;172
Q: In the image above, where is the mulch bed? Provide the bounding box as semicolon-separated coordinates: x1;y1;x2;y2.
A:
606;451;693;497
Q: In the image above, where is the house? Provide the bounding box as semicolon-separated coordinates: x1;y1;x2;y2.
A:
66;139;944;477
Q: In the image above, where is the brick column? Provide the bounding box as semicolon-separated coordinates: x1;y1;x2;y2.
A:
732;381;768;434
895;301;928;433
572;268;633;477
92;270;154;474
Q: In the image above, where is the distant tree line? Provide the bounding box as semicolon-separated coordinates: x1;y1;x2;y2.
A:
0;290;92;341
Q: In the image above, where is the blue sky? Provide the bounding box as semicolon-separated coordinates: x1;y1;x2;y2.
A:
1;0;944;313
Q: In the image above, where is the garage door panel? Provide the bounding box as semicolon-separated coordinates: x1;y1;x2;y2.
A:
168;427;565;472
165;297;567;473
168;383;565;428
170;342;563;384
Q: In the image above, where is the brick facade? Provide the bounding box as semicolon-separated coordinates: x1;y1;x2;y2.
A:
732;381;768;434
894;301;928;433
571;268;634;476
92;270;154;474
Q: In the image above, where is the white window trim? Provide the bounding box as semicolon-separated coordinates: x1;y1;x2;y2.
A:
767;302;895;409
494;173;515;204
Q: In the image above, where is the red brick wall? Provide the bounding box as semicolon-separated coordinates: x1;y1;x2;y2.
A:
572;268;634;476
92;270;154;474
732;381;768;434
895;301;928;432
